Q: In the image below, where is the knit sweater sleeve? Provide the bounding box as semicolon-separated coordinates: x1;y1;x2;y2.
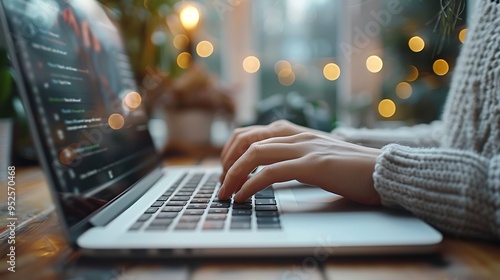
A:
331;121;443;148
374;144;500;240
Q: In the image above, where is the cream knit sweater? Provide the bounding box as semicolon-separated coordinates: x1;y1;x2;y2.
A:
334;0;500;240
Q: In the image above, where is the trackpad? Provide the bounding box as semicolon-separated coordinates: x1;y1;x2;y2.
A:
274;181;343;212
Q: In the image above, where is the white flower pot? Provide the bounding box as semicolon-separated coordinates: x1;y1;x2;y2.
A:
165;109;214;146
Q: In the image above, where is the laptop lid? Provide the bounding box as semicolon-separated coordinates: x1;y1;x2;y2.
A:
0;0;161;243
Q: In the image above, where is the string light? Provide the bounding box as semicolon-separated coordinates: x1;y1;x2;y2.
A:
278;68;295;86
173;34;189;50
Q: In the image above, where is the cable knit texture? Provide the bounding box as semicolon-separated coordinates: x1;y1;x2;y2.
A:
338;0;500;240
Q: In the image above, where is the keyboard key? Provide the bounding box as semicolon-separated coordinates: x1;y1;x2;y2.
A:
232;209;252;216
231;216;251;222
150;219;174;226
146;225;169;231
145;207;159;214
157;212;178;219
184;209;205;215
255;199;276;205
187;204;208;209
255;188;274;198
255;205;278;211
191;198;210;204
233;203;252;209
256;211;279;217
210;202;230;208
157;195;170;201
230;222;251;230
175;222;198;230
176;191;194;196
208;208;229;214
205;214;227;221
197;190;214;194
258;223;282;230
166;201;187;206
162;206;183;212
203;221;225;230
151;201;164;207
257;217;280;224
137;214;152;222
171;196;191;201
129;222;144;231
194;194;212;198
180;216;201;223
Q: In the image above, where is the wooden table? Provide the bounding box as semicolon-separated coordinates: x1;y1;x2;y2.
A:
1;158;500;280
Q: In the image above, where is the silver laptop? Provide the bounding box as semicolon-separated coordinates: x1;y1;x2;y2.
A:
0;0;442;257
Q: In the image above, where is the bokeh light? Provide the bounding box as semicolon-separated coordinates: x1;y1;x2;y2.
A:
366;55;383;73
179;5;200;30
378;99;396;118
278;68;295;86
108;113;125;130
396;82;413;99
196;40;214;58
433;59;449;76
243;56;260;73
408;36;425;52
173;34;189;50
407;65;419;82
323;63;341;81
177;52;192;69
124;92;142;110
459;28;467;43
274;60;291;74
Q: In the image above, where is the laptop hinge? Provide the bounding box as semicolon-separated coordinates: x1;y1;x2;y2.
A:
89;167;164;227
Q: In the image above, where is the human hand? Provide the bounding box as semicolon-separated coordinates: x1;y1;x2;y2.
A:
218;121;382;205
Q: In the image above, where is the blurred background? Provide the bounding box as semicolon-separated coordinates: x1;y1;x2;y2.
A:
0;0;468;171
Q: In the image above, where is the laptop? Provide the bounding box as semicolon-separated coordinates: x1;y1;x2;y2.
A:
0;0;442;257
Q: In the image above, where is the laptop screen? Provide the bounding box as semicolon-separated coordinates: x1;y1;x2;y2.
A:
0;0;159;228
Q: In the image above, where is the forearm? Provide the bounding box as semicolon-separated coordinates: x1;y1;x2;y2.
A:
373;144;500;240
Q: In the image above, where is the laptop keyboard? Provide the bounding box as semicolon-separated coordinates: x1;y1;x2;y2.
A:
128;172;282;232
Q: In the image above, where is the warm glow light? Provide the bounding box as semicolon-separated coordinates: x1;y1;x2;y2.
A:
407;65;419;82
124;92;142;109
323;63;341;81
274;60;291;74
177;52;192;69
173;34;189;50
459;28;467;43
408;36;425;52
179;5;200;30
243;56;260;73
108;113;125;130
433;59;449;76
378;99;396;118
396;82;413;99
366;55;383;73
278;68;295;86
196;40;214;58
